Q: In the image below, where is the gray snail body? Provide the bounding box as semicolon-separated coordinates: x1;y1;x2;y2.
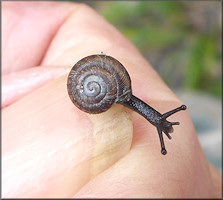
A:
67;54;187;155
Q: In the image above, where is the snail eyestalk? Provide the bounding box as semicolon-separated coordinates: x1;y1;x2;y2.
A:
120;95;187;155
162;105;187;119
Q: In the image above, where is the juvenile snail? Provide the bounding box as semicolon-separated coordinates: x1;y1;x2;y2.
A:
67;54;187;155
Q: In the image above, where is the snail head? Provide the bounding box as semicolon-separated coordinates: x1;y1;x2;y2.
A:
160;105;187;140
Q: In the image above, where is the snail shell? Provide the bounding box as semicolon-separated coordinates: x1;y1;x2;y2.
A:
67;54;132;114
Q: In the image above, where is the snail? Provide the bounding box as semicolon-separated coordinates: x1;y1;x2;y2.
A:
67;54;187;155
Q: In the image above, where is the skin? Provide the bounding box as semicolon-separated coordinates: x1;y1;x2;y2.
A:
2;2;222;198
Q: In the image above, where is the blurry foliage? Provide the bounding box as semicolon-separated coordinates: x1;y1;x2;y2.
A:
87;1;221;98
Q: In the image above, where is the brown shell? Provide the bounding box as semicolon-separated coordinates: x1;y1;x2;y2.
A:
67;54;132;114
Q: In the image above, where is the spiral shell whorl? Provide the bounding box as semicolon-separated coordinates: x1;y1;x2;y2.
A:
67;55;132;114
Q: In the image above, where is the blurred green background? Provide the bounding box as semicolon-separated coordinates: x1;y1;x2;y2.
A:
82;1;221;98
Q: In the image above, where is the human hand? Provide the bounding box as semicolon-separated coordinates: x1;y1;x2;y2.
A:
2;2;222;198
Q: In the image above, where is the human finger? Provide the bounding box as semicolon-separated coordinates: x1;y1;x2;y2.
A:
2;1;74;74
3;1;221;198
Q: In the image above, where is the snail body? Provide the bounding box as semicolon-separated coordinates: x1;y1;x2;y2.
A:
67;54;187;155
